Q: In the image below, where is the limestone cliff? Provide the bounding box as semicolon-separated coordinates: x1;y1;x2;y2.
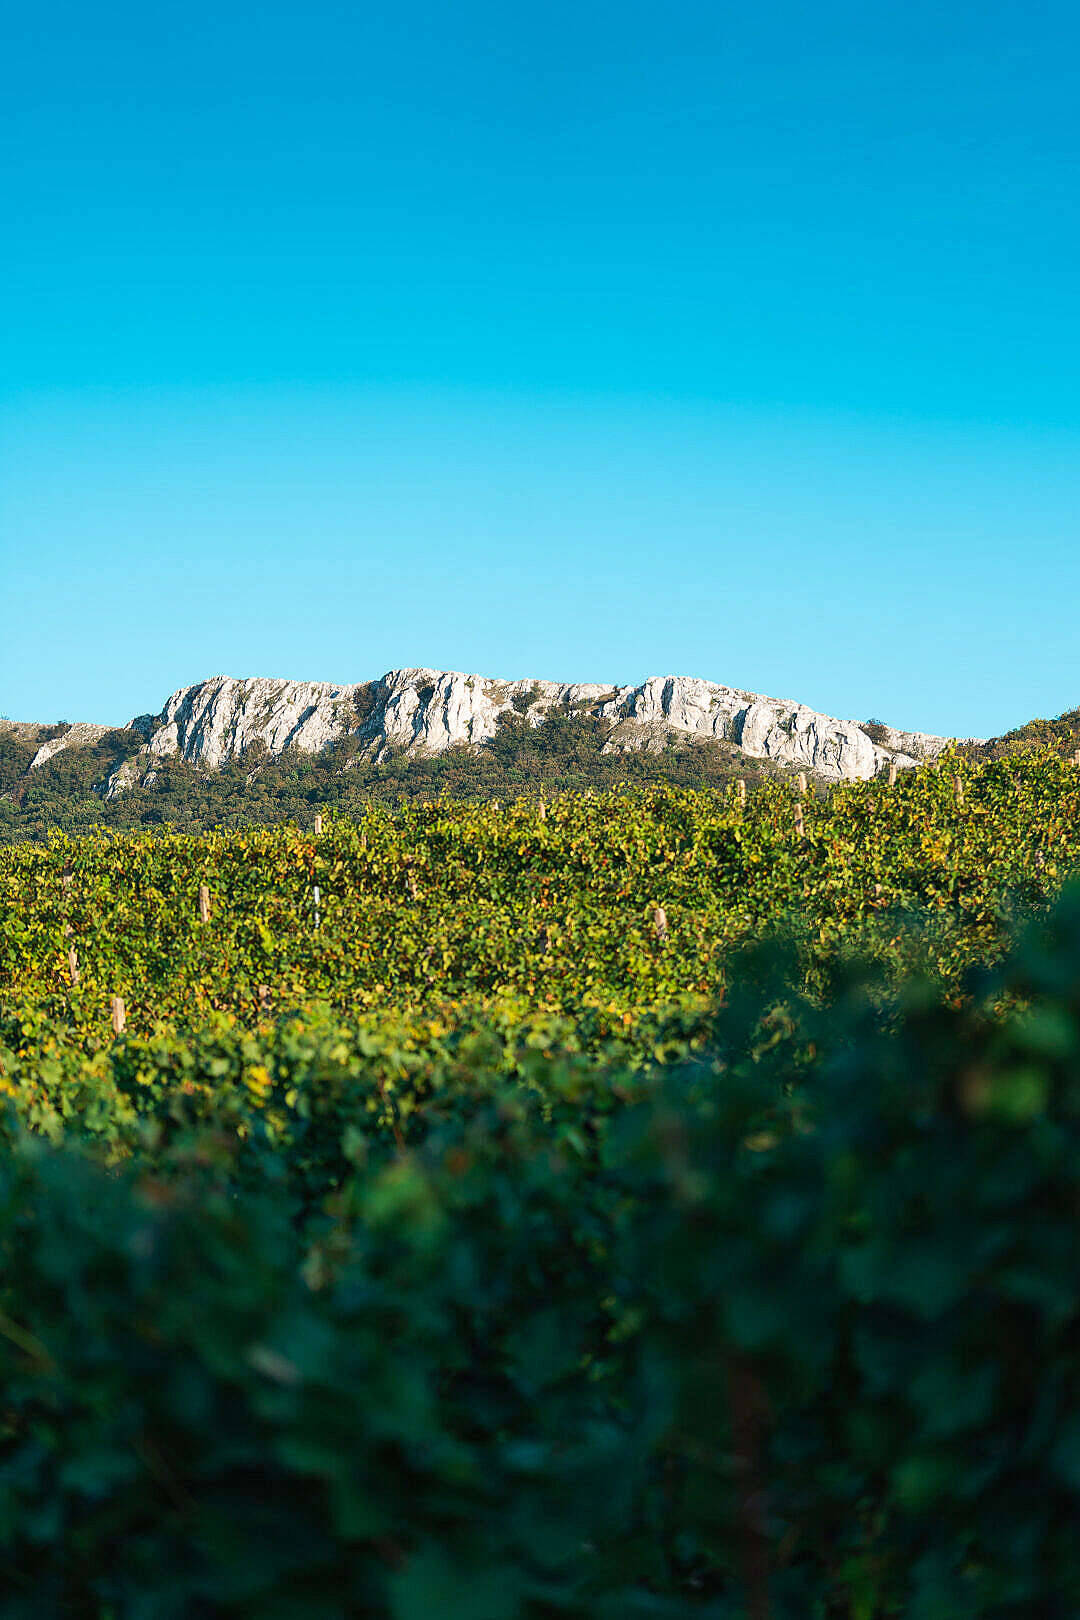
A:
28;723;110;770
49;667;957;792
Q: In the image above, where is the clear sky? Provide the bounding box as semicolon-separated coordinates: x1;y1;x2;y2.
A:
3;0;1078;738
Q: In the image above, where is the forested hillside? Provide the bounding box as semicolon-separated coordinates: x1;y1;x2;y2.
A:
0;712;776;844
962;704;1080;761
3;699;1079;845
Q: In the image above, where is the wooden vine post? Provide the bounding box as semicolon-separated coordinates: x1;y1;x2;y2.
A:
793;801;805;840
888;761;898;788
198;884;211;924
736;778;747;809
651;904;668;941
110;995;126;1035
62;860;77;986
796;770;808;796
311;814;322;931
1073;748;1080;766
953;773;965;807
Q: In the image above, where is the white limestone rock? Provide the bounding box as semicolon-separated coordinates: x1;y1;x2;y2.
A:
16;668;970;791
734;701;881;780
875;724;952;762
592;679;934;781
136;670;959;782
140;677;359;769
103;757;145;799
29;723;110;770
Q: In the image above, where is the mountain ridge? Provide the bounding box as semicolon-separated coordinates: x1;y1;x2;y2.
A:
6;666;964;794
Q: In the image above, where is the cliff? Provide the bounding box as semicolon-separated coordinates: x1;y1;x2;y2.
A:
20;667;960;794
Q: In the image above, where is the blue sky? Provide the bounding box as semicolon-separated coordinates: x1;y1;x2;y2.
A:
3;0;1078;737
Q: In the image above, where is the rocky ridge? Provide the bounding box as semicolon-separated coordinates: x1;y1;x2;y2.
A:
14;669;961;795
29;723;111;771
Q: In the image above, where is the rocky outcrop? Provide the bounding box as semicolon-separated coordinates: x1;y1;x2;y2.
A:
875;723;953;762
117;669;960;785
20;668;966;794
103;757;153;797
133;678;358;770
28;723;110;770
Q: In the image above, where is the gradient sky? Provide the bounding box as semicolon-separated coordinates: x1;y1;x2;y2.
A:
3;0;1078;737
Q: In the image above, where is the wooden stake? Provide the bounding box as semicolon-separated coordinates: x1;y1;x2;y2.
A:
313;883;321;931
198;884;211;924
652;904;668;941
68;947;79;986
794;801;805;839
538;800;546;822
1072;748;1080;766
61;861;73;891
953;774;964;807
110;995;126;1035
314;814;323;835
258;984;271;1016
736;778;747;808
887;762;897;788
796;770;808;796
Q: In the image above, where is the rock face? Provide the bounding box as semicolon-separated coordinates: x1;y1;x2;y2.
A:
133;678;359;770
76;668;958;790
17;668;963;796
28;723;110;770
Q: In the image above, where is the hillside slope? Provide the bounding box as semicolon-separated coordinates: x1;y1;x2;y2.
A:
5;665;958;797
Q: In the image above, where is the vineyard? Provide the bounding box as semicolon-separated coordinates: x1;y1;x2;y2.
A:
3;752;1080;1617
